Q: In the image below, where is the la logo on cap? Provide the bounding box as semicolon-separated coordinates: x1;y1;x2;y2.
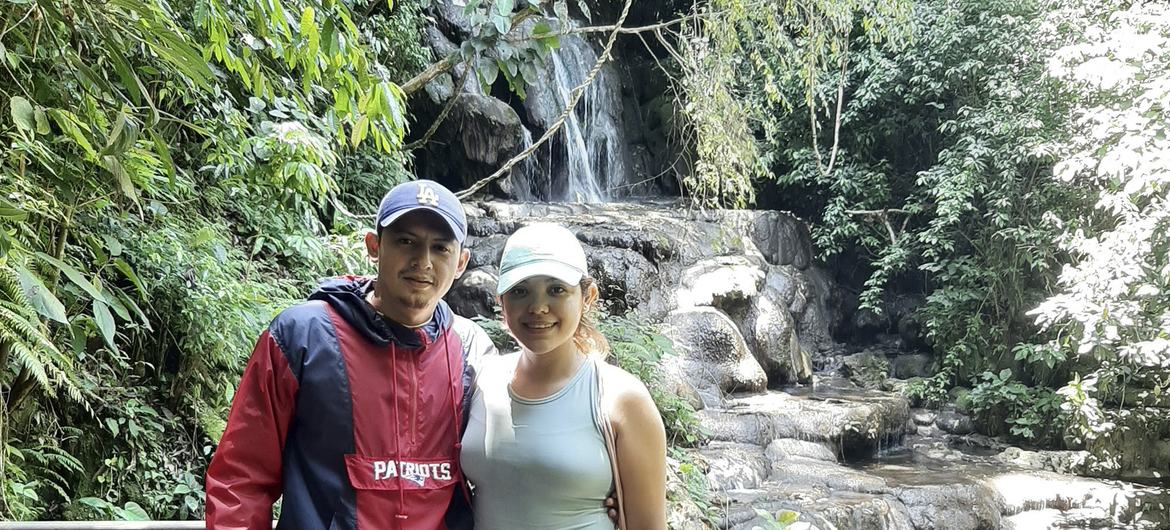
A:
417;184;439;206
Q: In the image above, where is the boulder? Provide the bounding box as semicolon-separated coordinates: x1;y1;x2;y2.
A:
465;234;508;270
446;266;498;319
935;410;975;435
662;307;768;394
585;246;658;313
891;353;933;379
675;256;764;310
740;289;811;384
841;352;890;390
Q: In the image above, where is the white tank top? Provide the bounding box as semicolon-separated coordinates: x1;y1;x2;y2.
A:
460;353;614;530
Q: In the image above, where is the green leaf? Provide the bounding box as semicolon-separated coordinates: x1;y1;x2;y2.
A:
532;21;552;37
0;198;26;221
147;129;177;184
495;0;514;17
102;156;141;205
113;258;146;297
102;235;123;257
479;58;500;90
999;368;1012;380
118;501;149;521
9;96;35;132
33;108;49;134
553;0;568;21
14;264;68;324
35;252;109;305
93;300;117;349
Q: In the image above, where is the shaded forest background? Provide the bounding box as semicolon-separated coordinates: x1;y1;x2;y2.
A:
0;0;1167;520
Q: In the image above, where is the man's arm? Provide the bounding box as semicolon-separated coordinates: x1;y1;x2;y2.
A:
205;330;298;530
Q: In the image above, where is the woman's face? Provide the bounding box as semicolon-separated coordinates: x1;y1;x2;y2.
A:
500;275;590;357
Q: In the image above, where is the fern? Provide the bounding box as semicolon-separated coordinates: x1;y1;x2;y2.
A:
0;266;88;406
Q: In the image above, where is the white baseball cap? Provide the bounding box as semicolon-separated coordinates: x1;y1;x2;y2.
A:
496;223;588;295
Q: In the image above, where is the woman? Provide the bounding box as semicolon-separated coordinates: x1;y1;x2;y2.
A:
461;223;668;529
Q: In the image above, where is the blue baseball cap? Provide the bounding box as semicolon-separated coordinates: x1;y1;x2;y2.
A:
497;223;588;294
376;180;467;243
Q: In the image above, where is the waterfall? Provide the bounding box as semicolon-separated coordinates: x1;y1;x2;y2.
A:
516;17;631;203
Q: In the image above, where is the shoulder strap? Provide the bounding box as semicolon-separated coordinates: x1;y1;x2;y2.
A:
592;357;628;530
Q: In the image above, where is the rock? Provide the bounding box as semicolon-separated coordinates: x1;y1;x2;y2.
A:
851;308;887;340
662;307;768;394
911;409;937;426
841;352;891;390
724;389;909;458
445;266;498;319
762;264;810;316
741;288;811;385
891;353;934;379
935;411;975;435
996;447;1090;475
585;246;658;313
949;386;973;414
765;439;838;463
700;442;770;491
465;234;508;269
675;256;764;310
897;483;1003;530
746;211;814;269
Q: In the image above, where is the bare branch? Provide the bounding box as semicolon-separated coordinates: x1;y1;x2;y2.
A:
846;208;911;244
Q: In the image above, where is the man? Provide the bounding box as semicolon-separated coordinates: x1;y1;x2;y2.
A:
205;179;494;530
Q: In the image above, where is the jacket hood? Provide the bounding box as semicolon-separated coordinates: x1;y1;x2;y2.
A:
308;276;451;348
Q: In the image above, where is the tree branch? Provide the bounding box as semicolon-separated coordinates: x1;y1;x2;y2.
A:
846;208;910;244
456;0;635;200
404;58;471;151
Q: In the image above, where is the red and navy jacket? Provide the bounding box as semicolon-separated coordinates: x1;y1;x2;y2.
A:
205;277;495;530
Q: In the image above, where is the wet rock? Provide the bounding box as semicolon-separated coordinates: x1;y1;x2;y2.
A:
997;447;1090;475
935;411;975;435
446;266;498;319
662;307;768;394
841;352;891;390
696;409;772;445
465;234;508;269
725;389;909;458
949;386;973;415
741;288;811;385
891;353;934;379
700;442;770;491
897;483;1004;530
585;246;658;313
912;410;937;426
747;211;814;269
765;438;838;463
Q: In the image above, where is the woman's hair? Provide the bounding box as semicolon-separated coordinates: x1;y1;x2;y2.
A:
574;277;611;359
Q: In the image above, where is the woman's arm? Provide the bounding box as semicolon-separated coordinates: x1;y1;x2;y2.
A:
608;368;668;529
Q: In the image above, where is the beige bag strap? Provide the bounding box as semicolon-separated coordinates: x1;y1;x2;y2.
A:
592;357;628;530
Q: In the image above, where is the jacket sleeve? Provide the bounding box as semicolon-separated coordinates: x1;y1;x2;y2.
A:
205;329;299;530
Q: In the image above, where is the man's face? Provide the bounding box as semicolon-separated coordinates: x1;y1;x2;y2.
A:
365;210;470;326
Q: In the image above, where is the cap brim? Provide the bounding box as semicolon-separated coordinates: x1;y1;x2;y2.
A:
497;261;585;295
380;206;466;243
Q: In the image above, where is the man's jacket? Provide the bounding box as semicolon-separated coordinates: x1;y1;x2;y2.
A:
205;277;494;530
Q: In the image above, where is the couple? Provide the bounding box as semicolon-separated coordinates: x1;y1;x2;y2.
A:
204;180;667;530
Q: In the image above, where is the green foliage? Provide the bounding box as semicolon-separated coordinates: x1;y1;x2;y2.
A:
0;0;425;518
599;311;704;447
968;369;1065;444
751;508;801;530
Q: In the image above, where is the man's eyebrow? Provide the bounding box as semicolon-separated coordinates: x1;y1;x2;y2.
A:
388;227;454;243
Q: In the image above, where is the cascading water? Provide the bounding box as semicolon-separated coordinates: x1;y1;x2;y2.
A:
512;17;631;203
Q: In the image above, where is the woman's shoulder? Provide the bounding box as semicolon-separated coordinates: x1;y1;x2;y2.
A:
476;351;521;386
